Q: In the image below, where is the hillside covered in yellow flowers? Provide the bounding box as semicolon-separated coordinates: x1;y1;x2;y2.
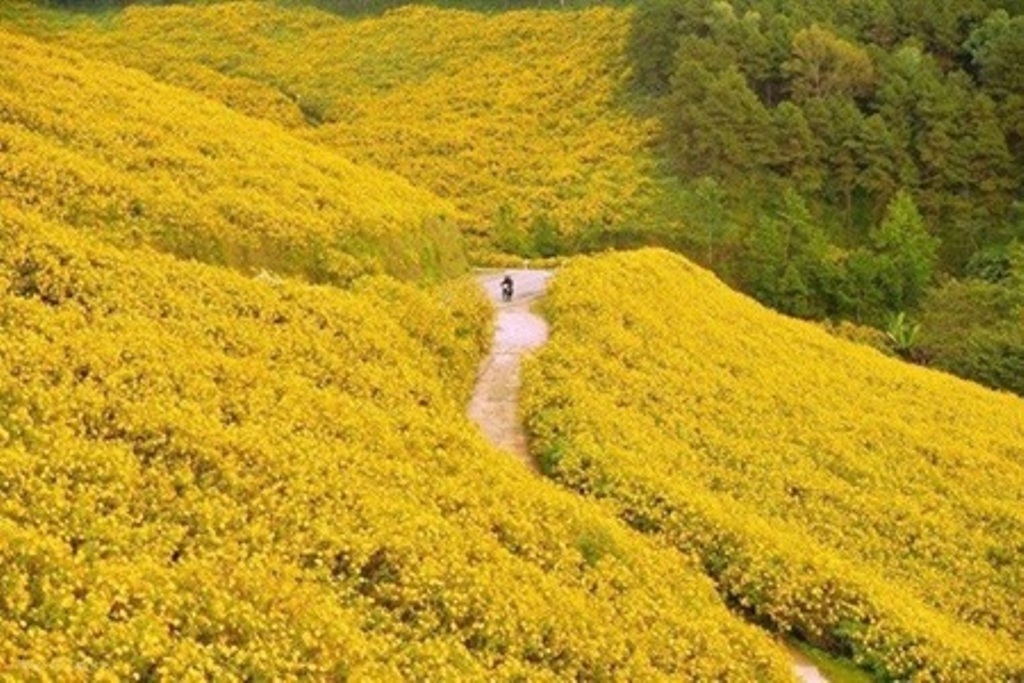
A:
0;26;466;284
523;249;1024;680
0;9;788;671
3;0;1024;679
1;0;658;256
0;211;801;679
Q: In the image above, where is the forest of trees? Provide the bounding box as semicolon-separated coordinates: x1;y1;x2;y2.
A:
628;0;1024;393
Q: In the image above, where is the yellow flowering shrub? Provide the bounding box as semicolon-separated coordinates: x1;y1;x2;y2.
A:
0;28;466;284
522;249;1024;681
0;209;792;680
2;1;659;248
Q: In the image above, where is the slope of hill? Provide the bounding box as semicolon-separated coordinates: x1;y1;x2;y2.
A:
2;1;658;255
522;249;1024;680
0;209;793;679
0;28;466;284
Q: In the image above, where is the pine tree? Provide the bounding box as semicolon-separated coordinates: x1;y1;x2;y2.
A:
665;63;774;178
964;93;1014;215
784;24;876;102
771;102;823;193
870;189;939;311
803;96;864;219
838;0;898;48
965;10;1024;99
689;176;731;267
740;187;829;317
857;114;903;220
628;0;717;96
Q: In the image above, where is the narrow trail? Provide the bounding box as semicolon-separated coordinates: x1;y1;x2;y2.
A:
467;269;552;471
467;268;829;683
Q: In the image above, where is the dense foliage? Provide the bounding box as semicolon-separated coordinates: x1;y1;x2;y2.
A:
627;0;1024;391
631;0;1022;267
522;249;1024;680
916;244;1024;394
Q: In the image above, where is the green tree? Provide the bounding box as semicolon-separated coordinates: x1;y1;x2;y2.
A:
917;247;1024;395
672;33;736;74
628;0;715;96
741;209;789;311
965;10;1024;97
966;10;1024;160
875;47;990;262
939;92;1017;264
740;187;829;317
707;5;775;99
770;101;823;193
689;176;730;267
784;24;876;102
760;13;799;105
838;0;899;48
839;247;891;322
963;92;1014;211
914;73;970;219
874;44;932;152
869;189;939;310
803;95;865;218
893;0;990;66
665;63;775;178
856;113;906;219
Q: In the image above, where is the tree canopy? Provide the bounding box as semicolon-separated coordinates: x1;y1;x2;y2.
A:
629;0;1024;392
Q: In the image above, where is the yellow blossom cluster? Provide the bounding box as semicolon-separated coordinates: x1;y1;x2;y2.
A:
2;1;659;248
0;210;793;680
0;28;466;284
521;249;1024;681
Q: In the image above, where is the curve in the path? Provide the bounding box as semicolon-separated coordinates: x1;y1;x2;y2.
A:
467;267;829;683
468;269;552;471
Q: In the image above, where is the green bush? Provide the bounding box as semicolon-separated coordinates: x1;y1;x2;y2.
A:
917;274;1024;394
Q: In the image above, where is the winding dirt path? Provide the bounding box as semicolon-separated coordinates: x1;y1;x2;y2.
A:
467;268;829;683
467;269;552;471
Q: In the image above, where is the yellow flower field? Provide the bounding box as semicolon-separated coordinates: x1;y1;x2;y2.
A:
10;2;1024;677
0;209;793;680
2;1;658;250
0;28;465;284
522;249;1024;680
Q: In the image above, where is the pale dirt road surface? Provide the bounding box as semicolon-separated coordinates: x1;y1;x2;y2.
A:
788;647;830;683
466;267;829;683
467;269;552;471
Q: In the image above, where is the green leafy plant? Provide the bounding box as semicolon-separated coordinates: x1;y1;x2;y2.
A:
885;311;920;358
